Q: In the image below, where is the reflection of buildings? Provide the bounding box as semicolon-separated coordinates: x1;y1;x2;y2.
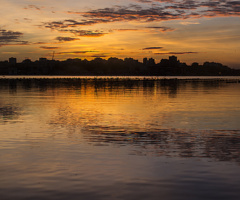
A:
82;127;240;163
1;78;238;163
0;105;20;122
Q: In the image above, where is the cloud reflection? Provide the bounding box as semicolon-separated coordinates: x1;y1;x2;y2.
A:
23;78;238;164
1;78;239;163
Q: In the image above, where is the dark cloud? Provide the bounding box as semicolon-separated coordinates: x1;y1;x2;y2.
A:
33;42;48;45
59;29;106;37
143;47;163;50
43;19;110;29
55;36;80;42
203;0;240;17
40;46;60;50
90;54;107;58
81;6;180;22
0;29;23;43
0;29;29;47
164;0;199;10
146;26;175;32
41;1;240;36
42;4;181;31
70;1;240;24
164;0;240;17
42;19;108;37
155;51;198;55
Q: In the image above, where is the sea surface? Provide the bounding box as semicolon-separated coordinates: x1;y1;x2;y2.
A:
0;76;240;200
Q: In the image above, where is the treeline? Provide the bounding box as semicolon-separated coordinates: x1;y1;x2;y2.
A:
0;57;239;76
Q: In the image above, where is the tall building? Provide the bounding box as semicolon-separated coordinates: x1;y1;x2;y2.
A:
143;58;155;66
143;58;148;66
9;57;17;65
148;58;155;66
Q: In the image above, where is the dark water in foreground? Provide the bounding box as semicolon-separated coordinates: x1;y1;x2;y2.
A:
0;77;240;200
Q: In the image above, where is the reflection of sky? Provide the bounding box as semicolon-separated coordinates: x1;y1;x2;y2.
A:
0;79;240;199
1;79;240;130
1;79;240;161
46;81;240;130
1;0;240;68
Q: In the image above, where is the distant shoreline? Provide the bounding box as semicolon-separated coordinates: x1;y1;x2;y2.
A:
2;56;240;76
1;75;240;81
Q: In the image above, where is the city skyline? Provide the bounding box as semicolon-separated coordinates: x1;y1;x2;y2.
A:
2;55;231;67
1;0;240;68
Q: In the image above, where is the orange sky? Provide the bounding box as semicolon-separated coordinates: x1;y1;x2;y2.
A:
1;0;240;68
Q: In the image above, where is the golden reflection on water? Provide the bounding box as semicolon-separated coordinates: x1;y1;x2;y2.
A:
0;78;240;200
43;79;240;131
1;79;239;161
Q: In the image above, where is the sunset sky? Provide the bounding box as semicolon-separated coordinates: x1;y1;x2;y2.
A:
1;0;240;68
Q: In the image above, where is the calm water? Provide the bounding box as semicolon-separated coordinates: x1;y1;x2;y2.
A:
0;77;240;200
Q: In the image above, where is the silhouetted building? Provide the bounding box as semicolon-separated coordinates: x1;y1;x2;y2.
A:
160;59;169;66
0;55;238;76
39;57;47;62
143;58;155;66
22;59;32;64
191;62;199;67
124;58;137;63
143;58;148;66
169;56;178;63
203;62;223;68
149;58;155;66
9;57;17;65
168;56;180;68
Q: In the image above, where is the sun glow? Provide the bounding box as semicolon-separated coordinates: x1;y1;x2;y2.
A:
0;0;240;68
